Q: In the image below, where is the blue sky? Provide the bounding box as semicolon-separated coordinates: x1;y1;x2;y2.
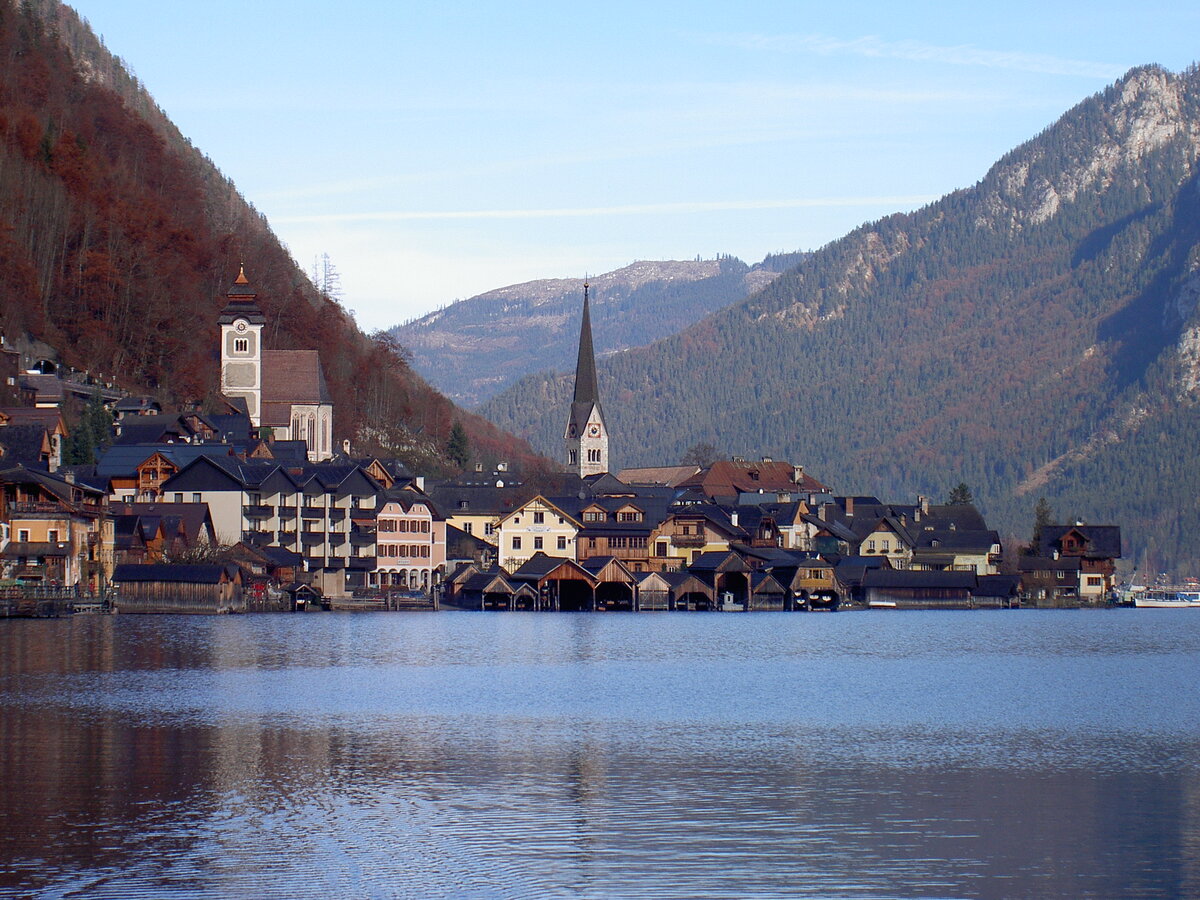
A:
68;1;1199;330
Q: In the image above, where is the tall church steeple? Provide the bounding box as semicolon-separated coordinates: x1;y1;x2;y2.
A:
564;280;609;476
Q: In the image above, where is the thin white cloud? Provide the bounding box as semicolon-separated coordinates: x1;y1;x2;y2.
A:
712;33;1124;80
275;196;940;225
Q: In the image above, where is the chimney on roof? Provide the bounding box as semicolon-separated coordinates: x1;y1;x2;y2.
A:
415;476;425;491
730;511;739;527
818;503;827;521
761;456;773;463
732;456;745;463
342;438;351;456
845;496;855;517
64;471;75;484
792;464;804;484
919;495;929;515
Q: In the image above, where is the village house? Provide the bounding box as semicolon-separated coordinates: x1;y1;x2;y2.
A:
110;501;216;566
0;464;112;588
372;491;446;592
648;502;745;569
1037;524;1121;601
497;496;580;572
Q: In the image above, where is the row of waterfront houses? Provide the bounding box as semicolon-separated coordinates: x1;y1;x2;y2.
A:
0;416;1123;607
0;269;1122;608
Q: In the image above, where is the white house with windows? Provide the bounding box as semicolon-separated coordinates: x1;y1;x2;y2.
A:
497;496;580;572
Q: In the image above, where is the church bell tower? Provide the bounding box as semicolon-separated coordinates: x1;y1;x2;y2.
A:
564;281;609;477
217;266;266;426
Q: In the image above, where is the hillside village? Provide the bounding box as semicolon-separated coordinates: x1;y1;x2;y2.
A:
0;270;1124;614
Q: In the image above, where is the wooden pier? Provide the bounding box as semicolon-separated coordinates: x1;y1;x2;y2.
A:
0;586;112;618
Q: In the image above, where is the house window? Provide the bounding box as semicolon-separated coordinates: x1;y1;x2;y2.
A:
18;530;30;542
463;523;473;535
235;338;249;354
1087;576;1102;587
557;536;567;551
533;511;545;524
512;537;522;550
656;541;667;556
192;493;201;503
484;523;495;536
534;537;543;550
618;511;642;522
174;493;183;503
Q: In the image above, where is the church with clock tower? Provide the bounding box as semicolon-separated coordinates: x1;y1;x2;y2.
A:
218;267;335;461
564;282;609;477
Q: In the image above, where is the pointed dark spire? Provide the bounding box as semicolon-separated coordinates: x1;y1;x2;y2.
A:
572;280;599;405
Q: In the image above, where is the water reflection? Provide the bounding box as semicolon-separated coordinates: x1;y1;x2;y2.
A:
0;612;1199;897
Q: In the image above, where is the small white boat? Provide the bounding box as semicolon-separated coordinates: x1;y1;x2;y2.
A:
1133;588;1200;608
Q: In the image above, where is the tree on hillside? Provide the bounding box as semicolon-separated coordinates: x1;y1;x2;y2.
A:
1029;497;1055;553
946;482;974;505
312;253;342;302
446;421;471;469
64;391;113;465
681;442;720;468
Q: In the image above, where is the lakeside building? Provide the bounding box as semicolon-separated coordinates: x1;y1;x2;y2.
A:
218;268;334;461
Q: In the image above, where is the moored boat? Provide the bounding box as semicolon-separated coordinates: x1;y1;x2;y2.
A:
1132;588;1200;608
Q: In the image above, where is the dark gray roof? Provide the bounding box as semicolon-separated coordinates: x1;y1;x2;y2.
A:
974;575;1021;597
112;563;234;584
1038;525;1122;559
96;444;235;478
4;541;70;558
0;424;48;464
862;569;977;590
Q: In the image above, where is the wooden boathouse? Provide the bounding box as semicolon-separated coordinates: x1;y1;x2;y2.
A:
112;564;244;614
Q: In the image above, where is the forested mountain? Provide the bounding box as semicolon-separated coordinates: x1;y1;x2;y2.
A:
391;254;803;407
481;64;1200;575
0;0;538;474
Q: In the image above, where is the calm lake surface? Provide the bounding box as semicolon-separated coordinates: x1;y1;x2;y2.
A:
2;610;1199;899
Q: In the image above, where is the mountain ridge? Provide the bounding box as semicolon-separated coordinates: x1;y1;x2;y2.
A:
391;252;805;407
480;63;1200;574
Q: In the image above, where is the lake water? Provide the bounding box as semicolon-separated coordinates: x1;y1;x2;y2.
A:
1;609;1199;898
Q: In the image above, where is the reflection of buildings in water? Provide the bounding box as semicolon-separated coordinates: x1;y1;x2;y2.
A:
1182;771;1200;898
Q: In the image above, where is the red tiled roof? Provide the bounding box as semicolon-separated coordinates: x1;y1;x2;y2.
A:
680;460;829;498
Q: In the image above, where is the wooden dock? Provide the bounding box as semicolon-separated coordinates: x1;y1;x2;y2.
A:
0;586;112;618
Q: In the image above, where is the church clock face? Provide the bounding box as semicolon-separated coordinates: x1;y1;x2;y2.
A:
235;320;248;333
588;424;601;437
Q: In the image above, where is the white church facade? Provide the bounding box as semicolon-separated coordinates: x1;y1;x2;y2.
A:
218;268;335;461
